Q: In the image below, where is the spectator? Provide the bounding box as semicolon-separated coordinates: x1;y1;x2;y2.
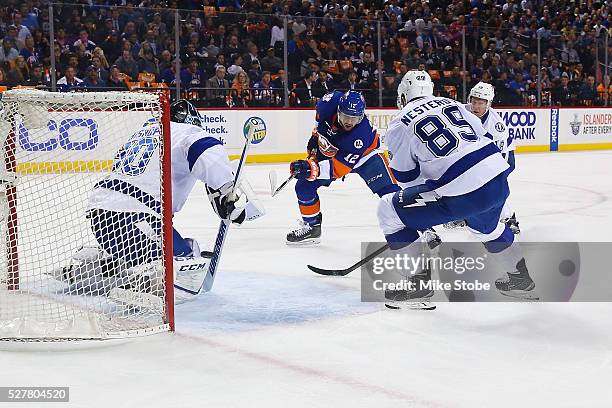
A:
230;70;252;107
205;36;220;59
247;60;262;84
206;65;230;107
180;59;206;90
12;13;32;49
138;48;159;79
548;59;561;79
113;49;138;80
0;39;18;63
106;65;128;90
19;35;38;66
313;70;334;98
101;30;121;64
551;73;573;106
92;48;110;70
272;69;289;104
578;75;599;105
227;54;244;78
293;70;318;107
253;71;275;107
85;54;107;83
440;45;459;70
6;55;29;87
0;67;8;88
93;18;114;46
260;47;282;73
25;63;47;88
56;66;83;92
355;52;376;86
340;70;360;91
81;65;107;89
73;29;96;55
270;18;284;48
158;50;174;74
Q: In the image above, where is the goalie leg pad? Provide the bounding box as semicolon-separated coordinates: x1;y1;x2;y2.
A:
89;209;163;268
173;256;210;302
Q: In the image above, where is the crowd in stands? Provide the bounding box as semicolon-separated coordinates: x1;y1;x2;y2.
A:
0;0;610;107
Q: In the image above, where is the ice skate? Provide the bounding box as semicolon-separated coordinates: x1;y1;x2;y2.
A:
286;214;322;246
495;258;538;300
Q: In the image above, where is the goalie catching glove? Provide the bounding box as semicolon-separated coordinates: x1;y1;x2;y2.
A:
206;180;264;224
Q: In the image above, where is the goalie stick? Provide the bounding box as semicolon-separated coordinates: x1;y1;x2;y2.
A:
175;119;257;295
307;243;391;276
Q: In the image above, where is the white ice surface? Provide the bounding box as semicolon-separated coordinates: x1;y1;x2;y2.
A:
2;151;612;408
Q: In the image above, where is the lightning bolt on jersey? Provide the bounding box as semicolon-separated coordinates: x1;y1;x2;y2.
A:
465;105;515;160
88;121;234;216
313;91;381;179
386;96;509;197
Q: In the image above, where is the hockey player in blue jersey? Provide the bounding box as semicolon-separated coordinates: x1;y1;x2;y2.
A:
377;71;537;306
286;90;400;245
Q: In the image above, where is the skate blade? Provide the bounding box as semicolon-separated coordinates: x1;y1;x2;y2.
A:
498;289;539;301
285;238;321;247
385;300;436;310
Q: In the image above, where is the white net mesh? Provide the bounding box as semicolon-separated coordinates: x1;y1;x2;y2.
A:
0;89;172;341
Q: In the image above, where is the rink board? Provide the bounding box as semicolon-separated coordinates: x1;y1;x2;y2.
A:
9;107;612;172
206;107;612;162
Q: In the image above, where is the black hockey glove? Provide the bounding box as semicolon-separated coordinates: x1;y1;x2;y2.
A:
206;183;247;224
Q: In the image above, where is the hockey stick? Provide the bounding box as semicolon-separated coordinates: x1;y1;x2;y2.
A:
269;171;295;197
175;119;257;295
269;148;316;197
307;243;391;276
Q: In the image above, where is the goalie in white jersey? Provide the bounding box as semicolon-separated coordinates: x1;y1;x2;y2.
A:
444;82;520;233
377;71;537;306
54;100;263;298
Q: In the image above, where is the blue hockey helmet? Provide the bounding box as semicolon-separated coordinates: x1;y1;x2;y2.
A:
337;91;365;130
170;99;202;127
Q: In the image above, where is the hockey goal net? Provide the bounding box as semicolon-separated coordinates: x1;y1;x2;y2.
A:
0;89;174;341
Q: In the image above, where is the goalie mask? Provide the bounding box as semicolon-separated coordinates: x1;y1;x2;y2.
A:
170;100;202;127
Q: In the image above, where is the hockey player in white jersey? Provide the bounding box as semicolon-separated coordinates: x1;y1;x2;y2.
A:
53;100;263;299
444;82;520;233
377;71;536;307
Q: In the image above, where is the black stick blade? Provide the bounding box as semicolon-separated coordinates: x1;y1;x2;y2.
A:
307;264;351;276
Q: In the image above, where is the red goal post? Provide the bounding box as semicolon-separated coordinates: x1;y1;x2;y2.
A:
0;89;174;341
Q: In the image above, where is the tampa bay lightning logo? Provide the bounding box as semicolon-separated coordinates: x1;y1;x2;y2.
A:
495;122;505;132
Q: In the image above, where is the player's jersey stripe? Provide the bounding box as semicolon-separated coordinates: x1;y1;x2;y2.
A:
332;158;353;178
392;162;420;183
425;142;501;191
299;201;321;216
187;137;223;171
94;179;161;213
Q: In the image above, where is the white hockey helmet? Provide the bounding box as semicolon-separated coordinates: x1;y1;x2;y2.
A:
468;82;495;110
396;70;434;109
